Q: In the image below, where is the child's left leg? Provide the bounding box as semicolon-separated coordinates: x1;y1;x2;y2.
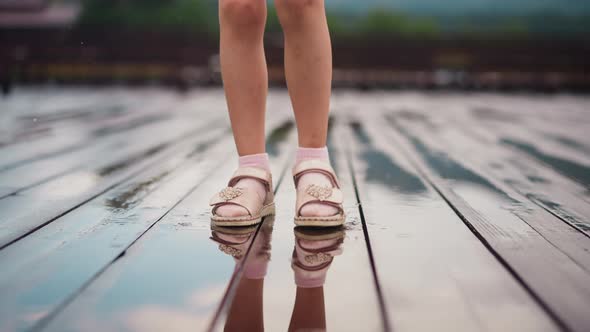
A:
275;0;342;220
275;0;331;149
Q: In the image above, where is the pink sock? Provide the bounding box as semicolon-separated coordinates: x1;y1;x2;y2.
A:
295;146;329;164
238;153;271;171
295;147;339;217
216;153;270;217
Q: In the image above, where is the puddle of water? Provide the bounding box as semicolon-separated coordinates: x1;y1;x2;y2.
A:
214;221;345;331
42;229;230;332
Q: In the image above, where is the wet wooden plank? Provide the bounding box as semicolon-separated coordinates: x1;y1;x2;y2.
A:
0;88;200;174
376;114;590;332
341;115;557;331
389;112;590;263
408;103;590;235
0;88;113;134
475;117;590;189
0;104;223;199
210;118;386;332
428;95;590;188
0;88;145;167
33;116;294;332
1;88;586;332
0;117;228;250
0;91;179;173
465;94;590;165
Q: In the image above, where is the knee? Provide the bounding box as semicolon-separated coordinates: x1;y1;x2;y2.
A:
219;0;266;31
274;0;321;27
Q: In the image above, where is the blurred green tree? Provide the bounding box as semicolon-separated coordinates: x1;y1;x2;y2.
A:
358;9;439;38
77;0;219;34
74;1;588;40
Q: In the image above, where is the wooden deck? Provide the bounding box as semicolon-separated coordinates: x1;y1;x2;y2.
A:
1;87;589;332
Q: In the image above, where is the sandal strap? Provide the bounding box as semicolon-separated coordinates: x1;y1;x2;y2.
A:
210;187;265;217
228;167;272;192
210;167;272;217
293;160;343;217
293;160;340;188
296;186;344;217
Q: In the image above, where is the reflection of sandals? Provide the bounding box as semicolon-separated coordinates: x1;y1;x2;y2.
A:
293;160;345;227
210;226;257;261
292;227;345;288
210;217;275;279
210;167;275;227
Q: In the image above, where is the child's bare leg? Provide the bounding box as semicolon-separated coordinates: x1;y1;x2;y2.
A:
217;0;270;218
275;0;331;148
275;0;338;217
219;0;268;156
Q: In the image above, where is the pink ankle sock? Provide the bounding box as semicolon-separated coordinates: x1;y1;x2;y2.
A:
295;147;339;217
216;153;270;218
295;146;329;164
239;153;270;171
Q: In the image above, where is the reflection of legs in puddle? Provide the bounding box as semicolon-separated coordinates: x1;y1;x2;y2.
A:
225;277;264;332
289;287;326;332
210;218;274;332
289;227;345;332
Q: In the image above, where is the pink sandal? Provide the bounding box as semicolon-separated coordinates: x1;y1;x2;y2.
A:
210;167;275;227
293;160;345;227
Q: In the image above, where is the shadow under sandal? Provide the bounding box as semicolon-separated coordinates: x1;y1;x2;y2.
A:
210;167;275;227
293;160;345;227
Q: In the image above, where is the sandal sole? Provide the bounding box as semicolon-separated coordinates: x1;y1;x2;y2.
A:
211;203;275;227
294;214;346;227
210;224;258;234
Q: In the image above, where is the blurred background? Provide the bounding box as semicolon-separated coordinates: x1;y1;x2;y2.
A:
1;0;589;92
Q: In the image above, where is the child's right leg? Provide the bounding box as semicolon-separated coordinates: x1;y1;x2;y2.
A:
215;0;271;219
